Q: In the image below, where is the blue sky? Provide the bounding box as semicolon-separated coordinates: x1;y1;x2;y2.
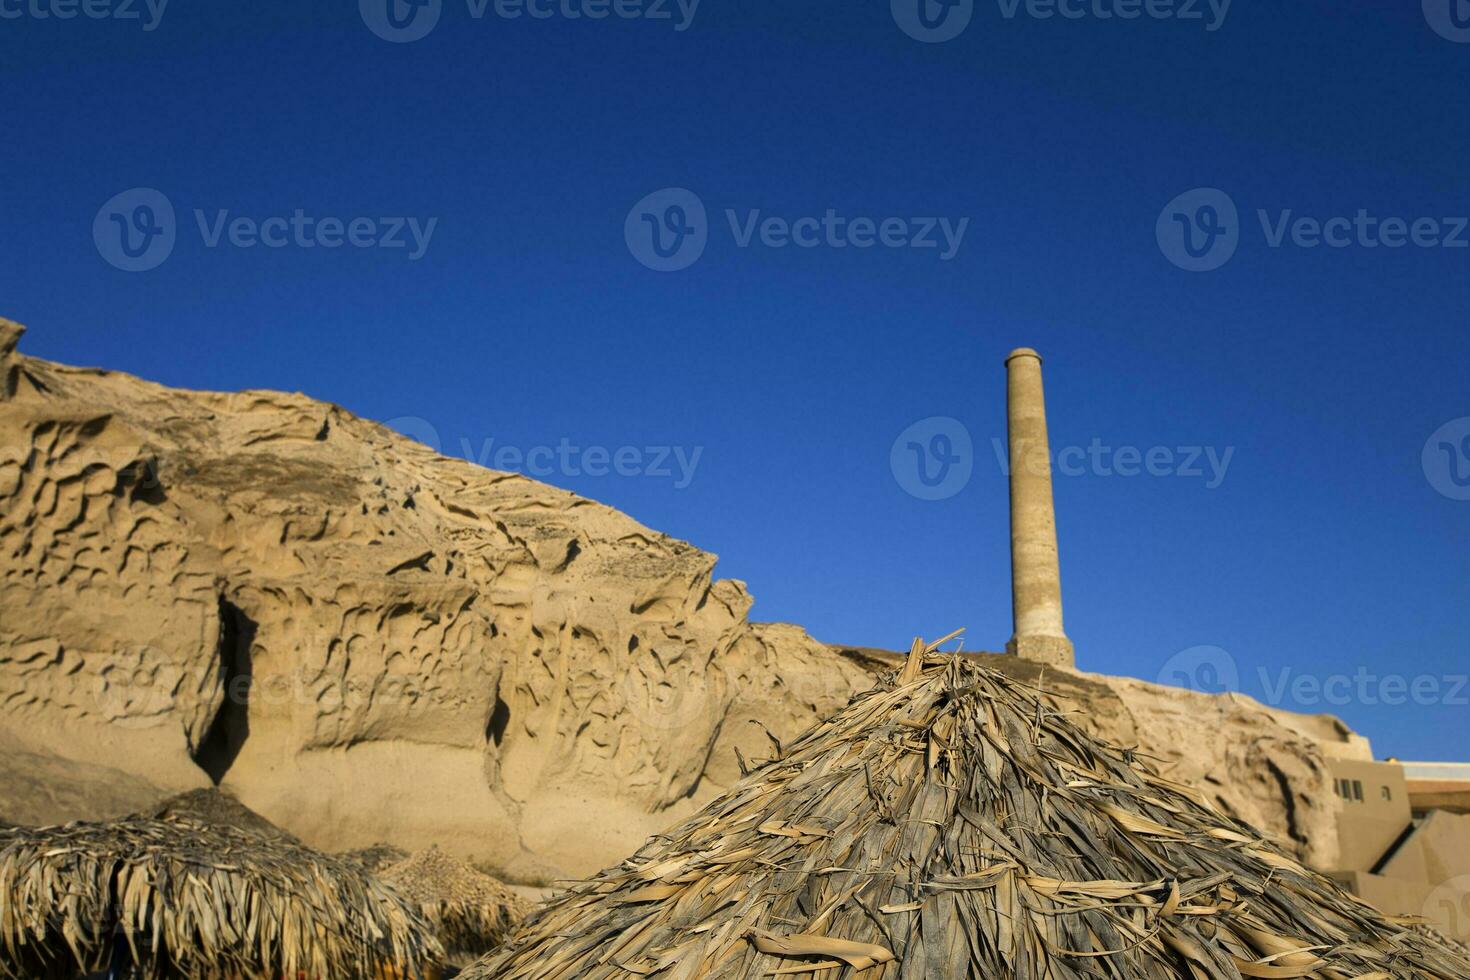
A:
3;0;1467;760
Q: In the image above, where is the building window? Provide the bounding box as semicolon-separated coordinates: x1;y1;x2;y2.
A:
1381;786;1392;801
1353;780;1363;802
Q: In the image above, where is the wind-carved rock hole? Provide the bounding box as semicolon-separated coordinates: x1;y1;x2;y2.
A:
193;597;256;785
115;457;166;506
555;539;581;572
486;695;511;749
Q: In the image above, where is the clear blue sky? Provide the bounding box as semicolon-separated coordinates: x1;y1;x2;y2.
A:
3;0;1467;760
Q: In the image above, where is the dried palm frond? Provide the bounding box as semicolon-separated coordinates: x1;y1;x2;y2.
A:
0;814;442;979
381;847;529;962
464;639;1470;979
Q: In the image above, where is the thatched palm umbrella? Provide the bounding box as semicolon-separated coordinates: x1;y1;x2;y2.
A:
379;847;529;964
0;815;442;979
464;637;1470;979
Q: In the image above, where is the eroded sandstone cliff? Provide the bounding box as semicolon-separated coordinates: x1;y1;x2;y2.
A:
0;319;1355;877
0;320;870;878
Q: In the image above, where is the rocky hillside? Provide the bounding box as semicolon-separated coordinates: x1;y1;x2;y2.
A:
0;319;1358;878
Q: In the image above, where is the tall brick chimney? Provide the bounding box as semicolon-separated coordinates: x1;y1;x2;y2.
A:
1004;348;1075;668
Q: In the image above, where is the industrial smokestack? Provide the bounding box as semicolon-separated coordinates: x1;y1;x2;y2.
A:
1005;348;1075;668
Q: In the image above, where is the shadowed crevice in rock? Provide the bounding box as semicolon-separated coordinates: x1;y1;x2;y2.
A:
117;455;167;506
1268;755;1308;848
486;696;511;749
193;597;256;785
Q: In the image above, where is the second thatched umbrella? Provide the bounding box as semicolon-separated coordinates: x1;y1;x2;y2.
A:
0;815;442;979
379;846;530;964
463;637;1470;979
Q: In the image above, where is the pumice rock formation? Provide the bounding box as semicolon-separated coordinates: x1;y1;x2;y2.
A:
0;319;870;879
0;319;1363;877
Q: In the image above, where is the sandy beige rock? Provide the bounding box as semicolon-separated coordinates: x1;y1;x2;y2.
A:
0;320;869;878
0;731;175;827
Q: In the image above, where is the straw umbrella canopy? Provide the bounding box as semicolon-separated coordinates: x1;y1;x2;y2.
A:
0;814;442;979
379;846;529;963
464;637;1470;979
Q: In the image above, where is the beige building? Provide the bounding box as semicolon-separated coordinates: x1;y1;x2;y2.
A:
1327;758;1470;940
1403;761;1470;815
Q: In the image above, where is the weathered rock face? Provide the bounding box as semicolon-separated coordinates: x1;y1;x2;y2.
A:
0;319;1359;877
0;320;869;879
1089;673;1354;872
